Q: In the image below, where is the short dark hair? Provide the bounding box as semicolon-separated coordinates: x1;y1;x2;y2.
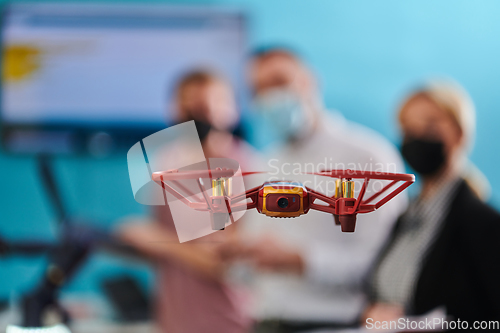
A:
175;70;221;97
168;69;227;107
251;44;304;62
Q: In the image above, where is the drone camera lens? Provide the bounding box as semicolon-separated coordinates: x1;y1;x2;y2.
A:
277;197;289;209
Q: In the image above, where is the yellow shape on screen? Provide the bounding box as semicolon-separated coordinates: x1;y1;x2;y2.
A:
3;44;41;82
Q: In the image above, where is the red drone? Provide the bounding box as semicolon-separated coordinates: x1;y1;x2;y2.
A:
151;166;414;233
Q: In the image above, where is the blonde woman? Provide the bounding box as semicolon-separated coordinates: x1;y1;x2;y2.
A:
364;81;500;324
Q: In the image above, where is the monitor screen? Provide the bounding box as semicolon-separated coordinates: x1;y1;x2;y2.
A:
1;3;247;154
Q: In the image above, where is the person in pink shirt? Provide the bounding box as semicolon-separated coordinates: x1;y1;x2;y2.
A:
118;70;256;333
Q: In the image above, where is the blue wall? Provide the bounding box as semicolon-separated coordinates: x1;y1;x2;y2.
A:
2;0;500;298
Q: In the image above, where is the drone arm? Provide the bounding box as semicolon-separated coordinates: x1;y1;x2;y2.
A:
307;182;378;215
169;179;204;202
306;187;337;214
309;201;336;214
229;185;261;213
157;178;208;211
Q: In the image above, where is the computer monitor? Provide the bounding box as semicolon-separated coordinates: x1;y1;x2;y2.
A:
1;3;247;154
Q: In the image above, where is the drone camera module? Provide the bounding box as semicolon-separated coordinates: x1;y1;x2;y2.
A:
257;182;310;218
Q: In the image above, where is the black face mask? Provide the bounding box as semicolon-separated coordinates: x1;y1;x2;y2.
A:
184;114;243;142
193;119;212;142
401;137;446;176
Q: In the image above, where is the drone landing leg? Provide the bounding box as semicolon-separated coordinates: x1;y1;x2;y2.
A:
339;214;357;233
210;212;228;230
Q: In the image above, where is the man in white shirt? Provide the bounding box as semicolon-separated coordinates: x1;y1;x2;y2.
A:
239;47;408;332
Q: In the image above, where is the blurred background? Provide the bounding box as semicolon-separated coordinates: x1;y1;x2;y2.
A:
1;0;500;330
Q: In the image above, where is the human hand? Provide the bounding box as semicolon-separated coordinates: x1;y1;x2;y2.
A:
116;219;225;280
362;302;404;324
245;236;304;274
